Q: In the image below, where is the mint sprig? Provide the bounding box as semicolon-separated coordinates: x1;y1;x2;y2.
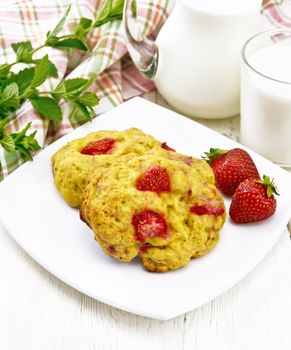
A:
0;0;124;165
0;121;41;160
12;123;41;160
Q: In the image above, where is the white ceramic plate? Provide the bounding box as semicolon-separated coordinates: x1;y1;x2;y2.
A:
1;97;291;320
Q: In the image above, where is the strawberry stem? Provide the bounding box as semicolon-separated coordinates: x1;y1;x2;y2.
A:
202;148;227;164
260;175;280;197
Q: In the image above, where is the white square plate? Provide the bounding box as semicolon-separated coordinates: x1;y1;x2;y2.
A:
0;97;291;320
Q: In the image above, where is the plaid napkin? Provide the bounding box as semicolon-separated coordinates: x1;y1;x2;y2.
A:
0;0;290;180
0;0;171;179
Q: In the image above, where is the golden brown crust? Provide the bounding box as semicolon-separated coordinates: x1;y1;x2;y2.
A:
81;152;225;272
51;128;161;207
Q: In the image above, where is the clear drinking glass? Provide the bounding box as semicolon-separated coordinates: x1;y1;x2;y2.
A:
241;29;291;168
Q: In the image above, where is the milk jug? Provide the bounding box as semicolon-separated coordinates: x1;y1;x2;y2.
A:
123;0;262;118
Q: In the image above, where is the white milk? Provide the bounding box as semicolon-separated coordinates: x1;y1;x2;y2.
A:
154;0;262;118
241;45;291;166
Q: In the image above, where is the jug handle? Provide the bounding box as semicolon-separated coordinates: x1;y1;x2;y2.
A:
123;0;159;79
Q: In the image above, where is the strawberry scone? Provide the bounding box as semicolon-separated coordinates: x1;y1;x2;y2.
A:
51;128;161;207
80;153;226;272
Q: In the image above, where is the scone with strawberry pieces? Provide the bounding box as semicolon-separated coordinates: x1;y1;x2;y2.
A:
80;152;226;272
51;128;161;208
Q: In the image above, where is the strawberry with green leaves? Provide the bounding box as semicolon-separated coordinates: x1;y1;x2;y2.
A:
229;175;279;224
203;148;260;196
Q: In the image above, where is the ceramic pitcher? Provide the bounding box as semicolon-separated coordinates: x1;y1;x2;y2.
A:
123;0;263;119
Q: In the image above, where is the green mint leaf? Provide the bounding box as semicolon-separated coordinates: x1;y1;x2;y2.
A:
0;117;8;140
45;37;58;47
73;101;92;122
96;0;112;23
14;68;35;96
15;144;32;160
52;82;65;100
34;58;58;78
3;67;35;96
0;135;15;152
11;41;33;63
0;83;20;109
30;55;51;88
54;78;90;97
78;17;93;30
15;140;40;160
130;0;137;17
93;0;124;27
0;64;11;78
0;108;9;120
47;5;71;39
27;130;41;152
0;118;8;131
10;122;41;160
63;78;90;93
20;134;33;150
76;92;99;107
74;18;93;40
47;60;59;78
11;41;33;55
30;96;62;121
13;122;32;142
111;0;125;17
49;38;88;51
24;88;38;100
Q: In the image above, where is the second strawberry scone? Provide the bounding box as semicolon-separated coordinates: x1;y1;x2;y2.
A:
80;153;226;272
51;128;161;207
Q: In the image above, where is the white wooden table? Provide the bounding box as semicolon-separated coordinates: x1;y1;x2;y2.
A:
1;91;291;350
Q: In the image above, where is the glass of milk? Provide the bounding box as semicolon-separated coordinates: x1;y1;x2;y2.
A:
241;29;291;168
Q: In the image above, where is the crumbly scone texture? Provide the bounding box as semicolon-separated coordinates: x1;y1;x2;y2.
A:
80;153;225;272
51;128;161;207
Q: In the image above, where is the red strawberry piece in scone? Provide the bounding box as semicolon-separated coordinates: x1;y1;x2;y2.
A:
161;142;176;152
108;245;116;254
203;148;260;196
138;245;149;254
132;210;168;242
177;156;192;166
80;138;116;155
229;175;279;224
136;164;171;193
190;197;225;216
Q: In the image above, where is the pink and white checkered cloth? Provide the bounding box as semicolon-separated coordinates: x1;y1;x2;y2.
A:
0;0;290;179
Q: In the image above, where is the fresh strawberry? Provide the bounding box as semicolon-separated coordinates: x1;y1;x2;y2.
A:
161;142;176;152
132;210;168;242
229;175;279;224
203;148;260;196
80;138;115;155
136;164;171;193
